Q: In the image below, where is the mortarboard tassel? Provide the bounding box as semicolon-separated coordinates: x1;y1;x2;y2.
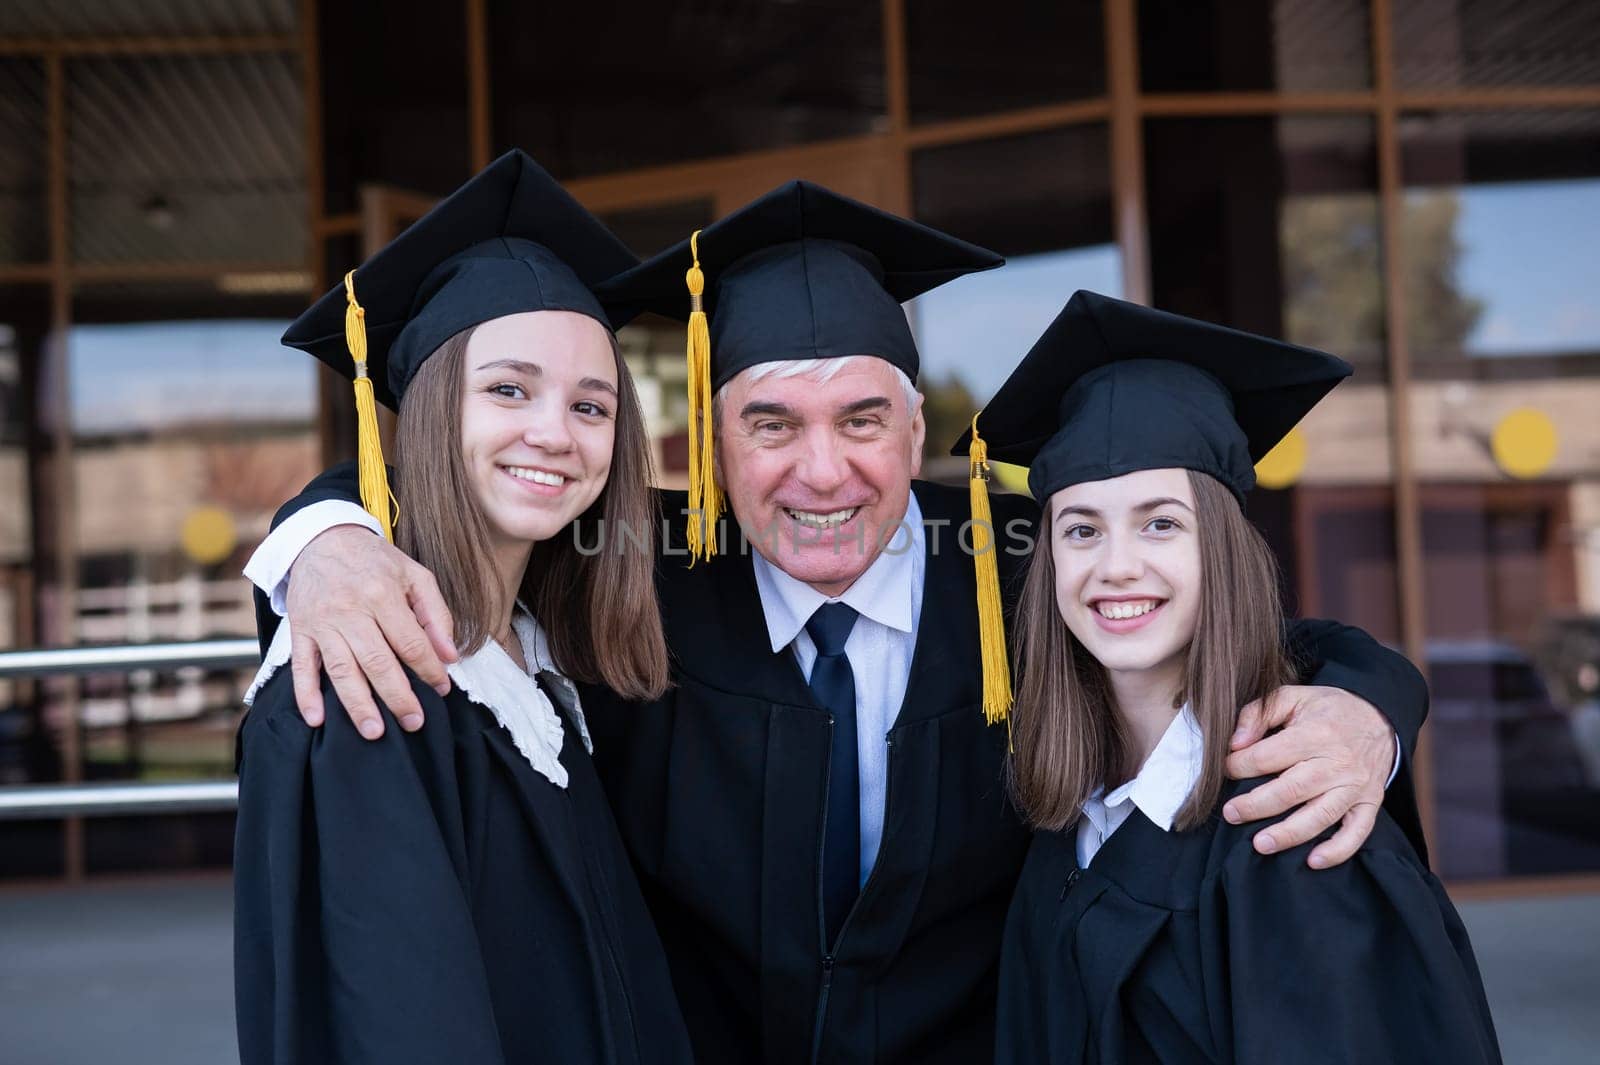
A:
344;271;398;543
684;231;722;561
968;413;1012;724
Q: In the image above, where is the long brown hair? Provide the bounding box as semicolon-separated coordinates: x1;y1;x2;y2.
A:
1009;470;1293;832
394;321;669;700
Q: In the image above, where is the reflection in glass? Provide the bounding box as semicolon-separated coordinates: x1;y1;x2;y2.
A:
1403;177;1600;360
908;247;1121;408
1393;0;1600;89
1145;114;1401;647
1146;116;1382;361
1401;110;1600;878
320;0;469;210
913;126;1112;258
1139;0;1373;93
910;126;1116;465
490;0;885;178
0;59;47;265
905;0;1104;125
0;286;48;858
600;199;714;260
0;292;323;878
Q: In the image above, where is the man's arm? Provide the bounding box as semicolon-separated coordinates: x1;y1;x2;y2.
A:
1222;620;1429;869
245;463;456;737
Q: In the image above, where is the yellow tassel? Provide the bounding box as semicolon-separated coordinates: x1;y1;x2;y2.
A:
684;231;722;562
344;271;397;543
969;414;1013;724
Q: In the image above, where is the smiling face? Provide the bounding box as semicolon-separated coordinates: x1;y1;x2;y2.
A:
1048;467;1203;696
716;357;925;596
459;310;618;573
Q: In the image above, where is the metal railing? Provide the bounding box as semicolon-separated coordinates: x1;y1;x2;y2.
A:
0;779;239;820
0;639;259;679
0;639;257;820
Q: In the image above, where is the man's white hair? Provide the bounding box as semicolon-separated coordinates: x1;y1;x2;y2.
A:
713;355;921;424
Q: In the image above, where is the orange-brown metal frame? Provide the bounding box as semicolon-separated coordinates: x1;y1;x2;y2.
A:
45;51;82;880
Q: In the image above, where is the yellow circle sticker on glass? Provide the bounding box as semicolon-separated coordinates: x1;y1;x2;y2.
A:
1491;408;1558;479
181;506;238;565
1254;426;1307;490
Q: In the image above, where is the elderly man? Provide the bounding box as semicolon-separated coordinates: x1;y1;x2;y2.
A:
246;182;1424;1065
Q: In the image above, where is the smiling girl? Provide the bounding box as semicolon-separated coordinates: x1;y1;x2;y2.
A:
987;292;1500;1064
232;152;690;1065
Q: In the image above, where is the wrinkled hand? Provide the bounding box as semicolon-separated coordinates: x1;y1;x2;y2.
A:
285;525;457;739
1222;685;1395;869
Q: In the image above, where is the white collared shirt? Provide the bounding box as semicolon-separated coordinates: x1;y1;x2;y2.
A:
750;493;925;888
1077;705;1204;867
1076;703;1404;866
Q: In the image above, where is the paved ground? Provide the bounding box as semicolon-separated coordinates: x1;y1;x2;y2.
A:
0;875;1595;1064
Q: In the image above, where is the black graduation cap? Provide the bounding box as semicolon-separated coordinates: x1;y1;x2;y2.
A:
954;292;1349;724
283;148;638;411
955;290;1352;506
596;179;1003;389
281;149;637;541
596;179;1002;562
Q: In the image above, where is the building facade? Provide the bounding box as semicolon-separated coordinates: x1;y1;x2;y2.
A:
1;0;1598;893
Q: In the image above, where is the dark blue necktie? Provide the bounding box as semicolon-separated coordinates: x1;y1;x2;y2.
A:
806;601;860;947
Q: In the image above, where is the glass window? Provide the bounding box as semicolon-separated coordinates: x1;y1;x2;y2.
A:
1399;109;1600;879
0;285;48;849
320;0;470;211
1393;0;1600;89
909;125;1118;472
912;125;1114;260
905;0;1105;125
490;0;885;179
1140;0;1373;94
24;283;321;877
0;59;47;265
0;286;57;878
1145;115;1399;636
67;53;307;265
600;199;714;259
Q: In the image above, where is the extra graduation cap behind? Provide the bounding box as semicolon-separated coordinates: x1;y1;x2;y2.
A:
282;149;638;541
955;290;1352;721
597;180;1004;560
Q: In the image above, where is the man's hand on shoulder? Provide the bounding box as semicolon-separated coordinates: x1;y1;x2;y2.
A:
287;525;457;739
1220;685;1395;869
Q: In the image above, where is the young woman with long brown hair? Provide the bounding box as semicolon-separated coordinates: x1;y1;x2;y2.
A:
232;152;690;1065
986;292;1500;1064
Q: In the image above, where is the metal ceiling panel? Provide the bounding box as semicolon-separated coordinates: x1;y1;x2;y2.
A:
66;51;305;265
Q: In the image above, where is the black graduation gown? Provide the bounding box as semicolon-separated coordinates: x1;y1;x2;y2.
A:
256;466;1431;1065
233;662;695;1065
996;781;1501;1065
